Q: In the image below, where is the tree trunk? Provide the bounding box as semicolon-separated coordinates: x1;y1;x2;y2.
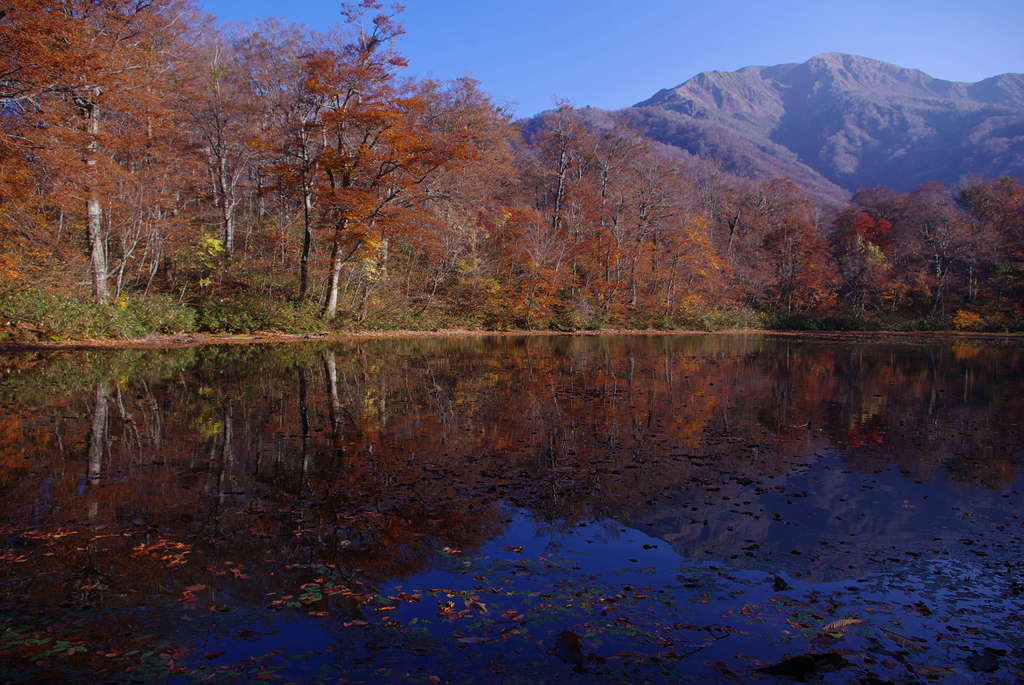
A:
929;257;946;318
218;157;235;260
87;194;109;305
358;280;371;322
85;94;110;305
323;228;344;319
298;181;314;302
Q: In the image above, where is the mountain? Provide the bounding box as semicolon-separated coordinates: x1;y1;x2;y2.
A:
533;54;1024;201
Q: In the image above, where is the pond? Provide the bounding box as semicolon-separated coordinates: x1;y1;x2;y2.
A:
0;334;1021;683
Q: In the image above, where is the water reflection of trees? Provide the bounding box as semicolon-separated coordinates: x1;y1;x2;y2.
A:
1;336;1022;595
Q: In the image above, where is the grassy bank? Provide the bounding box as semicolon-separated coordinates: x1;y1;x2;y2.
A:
2;288;1021;345
0;288;769;342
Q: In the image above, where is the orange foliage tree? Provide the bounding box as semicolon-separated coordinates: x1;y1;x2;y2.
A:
301;3;502;320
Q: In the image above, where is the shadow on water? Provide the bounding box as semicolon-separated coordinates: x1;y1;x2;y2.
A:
0;334;1022;682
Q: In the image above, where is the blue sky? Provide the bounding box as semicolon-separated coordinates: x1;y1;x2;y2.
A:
197;0;1024;118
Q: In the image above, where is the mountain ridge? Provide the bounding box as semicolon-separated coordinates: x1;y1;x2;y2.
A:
531;53;1024;201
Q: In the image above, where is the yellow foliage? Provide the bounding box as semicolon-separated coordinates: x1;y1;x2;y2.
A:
678;294;706;311
195;416;223;440
859;236;889;267
196;234;225;273
952;310;984;331
362;255;387;283
200;234;224;258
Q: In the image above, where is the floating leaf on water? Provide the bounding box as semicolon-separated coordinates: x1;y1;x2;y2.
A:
822;618;862;632
465;599;488;615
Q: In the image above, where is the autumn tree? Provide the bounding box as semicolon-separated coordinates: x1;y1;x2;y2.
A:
898;183;980;317
829;209;894;314
756;181;835;315
401;78;516;317
303;3;492;321
957;176;1024;315
514;104;593;319
241;22;326;301
2;0;194;304
177;20;261;263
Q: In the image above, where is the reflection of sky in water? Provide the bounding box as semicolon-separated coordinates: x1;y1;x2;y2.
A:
182;507;1021;683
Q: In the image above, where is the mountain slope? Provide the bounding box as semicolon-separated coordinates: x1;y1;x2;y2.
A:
532;54;1024;200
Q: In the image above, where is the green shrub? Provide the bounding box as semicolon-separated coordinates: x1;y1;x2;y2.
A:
640;307;768;332
195;295;326;334
548;308;585;331
130;294;197;334
0;289;197;340
195;298;258;333
890;316;949;332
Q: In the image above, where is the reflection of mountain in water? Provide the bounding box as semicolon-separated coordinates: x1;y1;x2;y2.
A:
627;452;1022;581
1;335;1022;590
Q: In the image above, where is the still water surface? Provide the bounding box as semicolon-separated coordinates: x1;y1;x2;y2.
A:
0;334;1021;683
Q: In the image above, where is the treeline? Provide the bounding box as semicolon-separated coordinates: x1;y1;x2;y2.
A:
1;1;1022;339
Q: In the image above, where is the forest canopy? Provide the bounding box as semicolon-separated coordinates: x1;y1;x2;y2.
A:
2;1;1023;340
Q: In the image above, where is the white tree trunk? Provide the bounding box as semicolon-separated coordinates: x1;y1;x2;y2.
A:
85;93;109;305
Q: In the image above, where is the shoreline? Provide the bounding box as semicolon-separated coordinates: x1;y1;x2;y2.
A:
2;327;1022;352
